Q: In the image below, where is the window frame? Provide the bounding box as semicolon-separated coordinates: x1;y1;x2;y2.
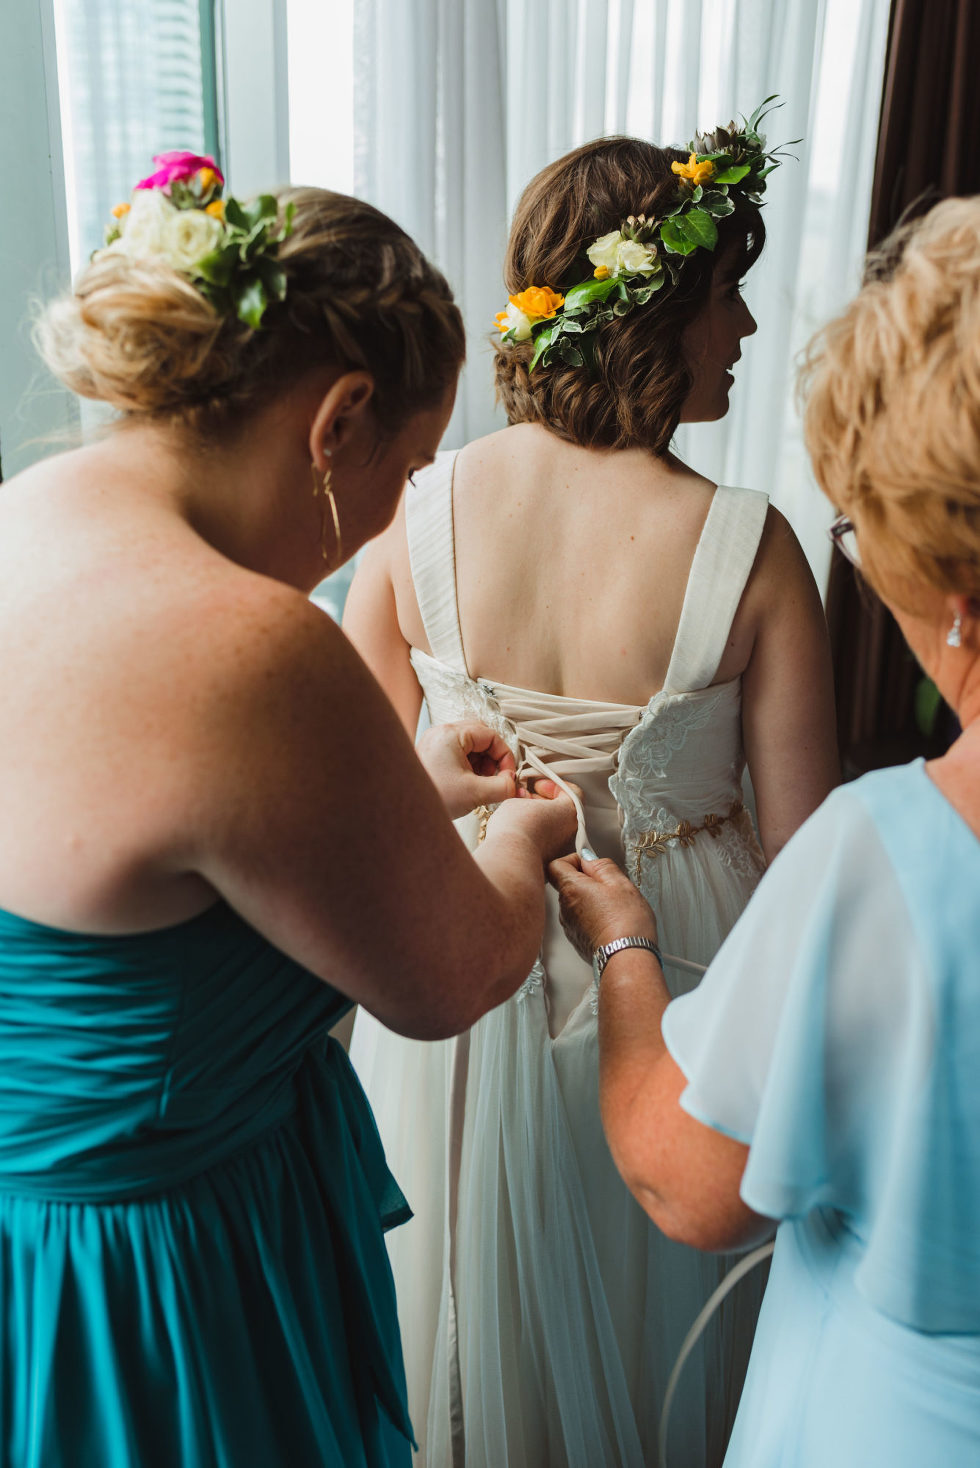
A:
215;0;290;197
1;0;78;479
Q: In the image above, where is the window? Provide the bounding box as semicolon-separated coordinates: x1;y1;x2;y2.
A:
286;0;353;193
53;0;219;275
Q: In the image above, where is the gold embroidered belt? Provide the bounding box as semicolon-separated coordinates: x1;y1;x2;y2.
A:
628;799;748;881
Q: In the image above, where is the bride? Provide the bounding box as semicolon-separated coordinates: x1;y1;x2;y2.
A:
346;115;839;1466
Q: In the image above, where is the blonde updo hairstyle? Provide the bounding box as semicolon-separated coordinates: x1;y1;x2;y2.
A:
36;188;465;436
802;197;980;610
495;136;765;456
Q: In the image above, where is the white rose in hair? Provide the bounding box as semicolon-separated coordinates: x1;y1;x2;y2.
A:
162;208;225;273
586;230;624;275
497;301;534;341
108;189;174;260
615;239;658;276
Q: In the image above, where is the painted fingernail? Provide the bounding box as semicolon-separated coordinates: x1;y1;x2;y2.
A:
581;846;597;862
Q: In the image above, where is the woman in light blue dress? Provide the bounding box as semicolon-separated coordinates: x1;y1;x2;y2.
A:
552;196;980;1464
0;167;576;1466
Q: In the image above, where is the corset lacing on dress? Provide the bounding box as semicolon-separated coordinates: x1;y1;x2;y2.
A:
449;678;720;980
471;688;642;854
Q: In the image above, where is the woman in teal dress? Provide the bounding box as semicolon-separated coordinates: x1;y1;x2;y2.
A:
551;196;980;1464
0;157;576;1466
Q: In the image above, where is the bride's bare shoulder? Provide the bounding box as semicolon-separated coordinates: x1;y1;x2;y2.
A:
455;421;570;480
458;421;549;460
456;425;715;503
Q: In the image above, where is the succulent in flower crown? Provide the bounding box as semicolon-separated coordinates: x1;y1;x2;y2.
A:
101;151;294;329
497;96;795;373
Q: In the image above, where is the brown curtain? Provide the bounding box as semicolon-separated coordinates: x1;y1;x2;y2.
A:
826;0;980;776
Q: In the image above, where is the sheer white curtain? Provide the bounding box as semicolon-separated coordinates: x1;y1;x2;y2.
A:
354;0;509;452
352;0;889;584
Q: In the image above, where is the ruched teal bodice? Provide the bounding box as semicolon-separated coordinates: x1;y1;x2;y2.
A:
0;901;413;1468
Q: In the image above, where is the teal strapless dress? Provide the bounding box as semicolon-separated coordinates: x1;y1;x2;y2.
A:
0;900;415;1468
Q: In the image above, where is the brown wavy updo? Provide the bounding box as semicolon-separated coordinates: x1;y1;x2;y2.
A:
36;188;466;434
494;137;765;456
802;197;980;608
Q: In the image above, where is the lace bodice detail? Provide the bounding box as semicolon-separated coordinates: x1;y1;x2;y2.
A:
616;686;731;785
610;681;763;882
409;652;521;758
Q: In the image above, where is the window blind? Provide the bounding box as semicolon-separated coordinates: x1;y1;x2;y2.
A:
56;0;218;271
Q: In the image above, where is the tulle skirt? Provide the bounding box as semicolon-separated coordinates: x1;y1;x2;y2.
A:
352;840;767;1468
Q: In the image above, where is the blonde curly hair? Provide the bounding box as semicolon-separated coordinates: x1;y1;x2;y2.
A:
801;197;980;608
35;188;465;434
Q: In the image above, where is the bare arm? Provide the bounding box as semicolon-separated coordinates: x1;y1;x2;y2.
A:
551;853;773;1251
345;518;519;818
598;949;770;1251
740;508;839;861
342;508;422;736
178;587;576;1041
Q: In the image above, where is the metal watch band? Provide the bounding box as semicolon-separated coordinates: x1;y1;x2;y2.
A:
592;935;664;981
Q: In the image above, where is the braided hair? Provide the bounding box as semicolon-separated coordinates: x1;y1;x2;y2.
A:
36;187;465;434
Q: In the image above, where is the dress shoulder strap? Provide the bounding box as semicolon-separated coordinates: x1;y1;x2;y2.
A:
404;449;467;673
663;485;769;693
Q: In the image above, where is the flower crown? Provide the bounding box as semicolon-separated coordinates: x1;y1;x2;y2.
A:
496;97;793;373
101;151;294;328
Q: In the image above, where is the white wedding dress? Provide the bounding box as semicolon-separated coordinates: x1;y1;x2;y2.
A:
350;452;770;1467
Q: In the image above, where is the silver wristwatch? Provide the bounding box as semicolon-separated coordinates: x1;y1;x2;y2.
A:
592;935;664;981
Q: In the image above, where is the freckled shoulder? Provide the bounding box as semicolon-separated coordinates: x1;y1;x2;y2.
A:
155;561;350;717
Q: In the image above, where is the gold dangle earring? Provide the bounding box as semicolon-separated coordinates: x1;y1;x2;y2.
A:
311;450;343;568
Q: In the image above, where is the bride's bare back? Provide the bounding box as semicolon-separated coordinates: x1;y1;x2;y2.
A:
348;422;839;858
412;423;746;700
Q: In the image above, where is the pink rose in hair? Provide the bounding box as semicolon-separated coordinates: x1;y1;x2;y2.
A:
135;152;225;194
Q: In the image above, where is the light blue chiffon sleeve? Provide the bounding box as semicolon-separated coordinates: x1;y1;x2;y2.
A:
662;766;980;1332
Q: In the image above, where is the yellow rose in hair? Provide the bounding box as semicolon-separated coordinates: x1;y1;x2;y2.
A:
205;200;226;221
511;286;565;321
671;152;716;187
111;201;131;220
496;286;564;340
